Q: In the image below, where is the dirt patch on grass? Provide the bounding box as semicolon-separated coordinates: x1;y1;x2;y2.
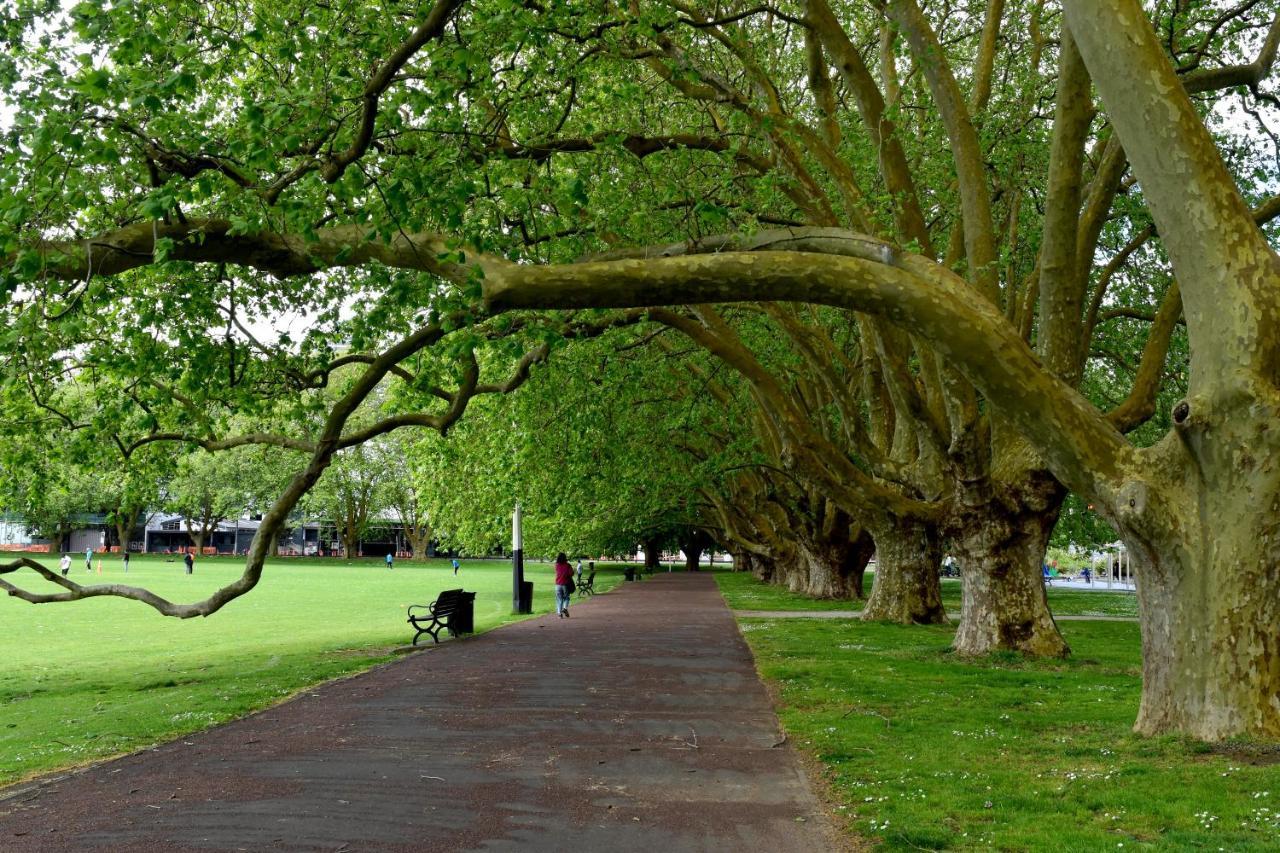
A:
1205;740;1280;765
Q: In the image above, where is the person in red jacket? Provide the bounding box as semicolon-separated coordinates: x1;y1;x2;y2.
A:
554;552;573;618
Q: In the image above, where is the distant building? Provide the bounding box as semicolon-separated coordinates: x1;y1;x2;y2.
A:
0;511;430;557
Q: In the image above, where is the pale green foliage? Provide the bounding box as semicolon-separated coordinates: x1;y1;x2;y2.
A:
307;442;396;555
165;448;257;545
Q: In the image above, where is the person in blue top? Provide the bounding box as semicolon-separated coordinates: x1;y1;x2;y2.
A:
84;546;93;573
385;551;394;570
452;558;460;576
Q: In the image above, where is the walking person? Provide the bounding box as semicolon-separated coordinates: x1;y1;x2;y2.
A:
385;551;394;570
59;552;71;577
122;550;130;573
84;545;93;573
554;552;573;618
183;551;194;575
452;557;460;576
576;558;583;585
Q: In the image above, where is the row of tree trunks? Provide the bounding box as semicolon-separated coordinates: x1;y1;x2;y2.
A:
710;474;1070;658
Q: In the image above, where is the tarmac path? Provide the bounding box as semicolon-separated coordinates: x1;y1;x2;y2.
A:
1;573;844;852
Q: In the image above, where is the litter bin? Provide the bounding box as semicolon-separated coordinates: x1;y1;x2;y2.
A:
517;580;534;614
448;591;477;635
624;566;636;581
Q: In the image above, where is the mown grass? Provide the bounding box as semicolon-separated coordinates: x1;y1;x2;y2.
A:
716;569;1139;618
0;554;621;788
719;574;1276;850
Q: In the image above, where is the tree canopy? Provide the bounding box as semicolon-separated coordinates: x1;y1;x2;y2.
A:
2;0;1279;739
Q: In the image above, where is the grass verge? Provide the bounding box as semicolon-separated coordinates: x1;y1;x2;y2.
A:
715;569;1138;618
0;554;621;788
717;575;1276;850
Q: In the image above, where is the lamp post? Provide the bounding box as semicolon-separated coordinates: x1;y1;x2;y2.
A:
512;501;529;613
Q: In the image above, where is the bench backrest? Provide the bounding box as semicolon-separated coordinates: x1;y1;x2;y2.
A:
433;588;466;612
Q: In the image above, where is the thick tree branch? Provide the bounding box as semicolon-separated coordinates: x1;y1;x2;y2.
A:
1181;10;1280;93
1106;282;1184;433
125;431;316;457
1063;0;1280;384
1038;31;1093;383
484;239;1139;502
885;0;999;297
804;0;934;255
22;219;506;285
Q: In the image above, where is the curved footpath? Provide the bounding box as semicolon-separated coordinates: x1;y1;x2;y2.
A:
0;573;844;852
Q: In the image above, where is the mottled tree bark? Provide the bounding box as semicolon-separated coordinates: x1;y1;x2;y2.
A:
1118;411;1280;739
405;526;432;560
950;475;1069;657
861;515;946;623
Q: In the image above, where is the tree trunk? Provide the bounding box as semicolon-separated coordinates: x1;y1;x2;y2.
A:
951;478;1070;657
406;527;432;559
642;537;662;571
742;551;774;582
795;541;842;597
679;529;713;571
861;516;946;624
765;554;806;592
407;532;432;558
1131;537;1280;739
1119;417;1280;739
847;528;876;600
791;534;868;600
115;519;131;553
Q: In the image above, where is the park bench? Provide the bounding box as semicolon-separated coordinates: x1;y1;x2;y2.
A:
407;588;475;645
577;570;595;597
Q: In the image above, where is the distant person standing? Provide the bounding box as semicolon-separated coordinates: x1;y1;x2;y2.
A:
576;558;583;585
385;551;394;570
554;552;573;619
84;546;93;573
183;551;194;575
59;553;71;577
452;558;460;576
122;550;130;573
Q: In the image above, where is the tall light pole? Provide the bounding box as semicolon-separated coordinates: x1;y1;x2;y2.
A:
512;501;529;613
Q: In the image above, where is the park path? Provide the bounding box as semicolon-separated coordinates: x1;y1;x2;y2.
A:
0;573;845;852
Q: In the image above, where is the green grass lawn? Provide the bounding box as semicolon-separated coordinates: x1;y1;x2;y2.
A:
716;569;1139;618
0;554;621;788
718;575;1276;850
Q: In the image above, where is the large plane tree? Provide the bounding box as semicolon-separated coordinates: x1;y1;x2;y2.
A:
3;0;1278;740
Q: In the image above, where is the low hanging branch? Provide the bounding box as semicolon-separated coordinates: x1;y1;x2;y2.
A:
0;305;650;615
